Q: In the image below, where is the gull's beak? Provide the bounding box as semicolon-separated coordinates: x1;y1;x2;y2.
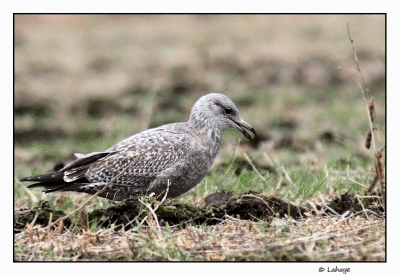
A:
232;118;256;140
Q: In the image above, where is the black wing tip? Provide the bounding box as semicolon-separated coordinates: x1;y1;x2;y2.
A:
20;176;38;182
20;175;42;182
26;182;44;188
19;171;65;183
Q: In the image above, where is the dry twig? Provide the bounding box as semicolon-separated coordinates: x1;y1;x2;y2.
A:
347;23;385;209
242;151;268;185
139;180;171;239
233;194;276;215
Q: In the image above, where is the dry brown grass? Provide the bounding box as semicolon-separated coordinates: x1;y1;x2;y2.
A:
14;211;384;261
14;15;385;262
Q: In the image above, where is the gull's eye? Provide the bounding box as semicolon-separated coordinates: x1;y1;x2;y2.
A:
214;101;233;115
224;107;233;114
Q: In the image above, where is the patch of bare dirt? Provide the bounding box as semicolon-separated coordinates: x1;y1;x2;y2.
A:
14;191;384;233
14;201;72;234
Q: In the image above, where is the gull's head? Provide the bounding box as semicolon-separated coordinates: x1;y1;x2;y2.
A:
189;93;256;140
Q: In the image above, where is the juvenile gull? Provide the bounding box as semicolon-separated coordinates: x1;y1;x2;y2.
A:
20;93;256;201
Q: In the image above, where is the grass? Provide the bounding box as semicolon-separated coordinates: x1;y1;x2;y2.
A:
14;136;384;261
14;125;384;261
14;14;385;261
14;209;384;261
14;107;384;260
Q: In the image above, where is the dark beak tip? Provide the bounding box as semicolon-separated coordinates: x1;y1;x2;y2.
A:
243;131;252;140
233;118;256;140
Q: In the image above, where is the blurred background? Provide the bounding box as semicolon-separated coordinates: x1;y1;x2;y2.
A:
13;15;386;262
14;14;385;196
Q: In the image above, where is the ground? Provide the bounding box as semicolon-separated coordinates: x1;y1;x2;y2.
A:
14;14;385;261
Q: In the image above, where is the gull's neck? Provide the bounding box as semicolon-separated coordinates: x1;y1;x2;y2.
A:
187;108;224;151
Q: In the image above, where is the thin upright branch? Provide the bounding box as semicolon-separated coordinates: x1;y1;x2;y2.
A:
348;24;378;151
347;23;385;210
347;23;372;99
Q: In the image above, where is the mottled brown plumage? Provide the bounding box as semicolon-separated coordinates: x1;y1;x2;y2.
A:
20;93;256;201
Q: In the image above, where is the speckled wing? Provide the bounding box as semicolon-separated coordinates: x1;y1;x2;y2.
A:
83;125;193;194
